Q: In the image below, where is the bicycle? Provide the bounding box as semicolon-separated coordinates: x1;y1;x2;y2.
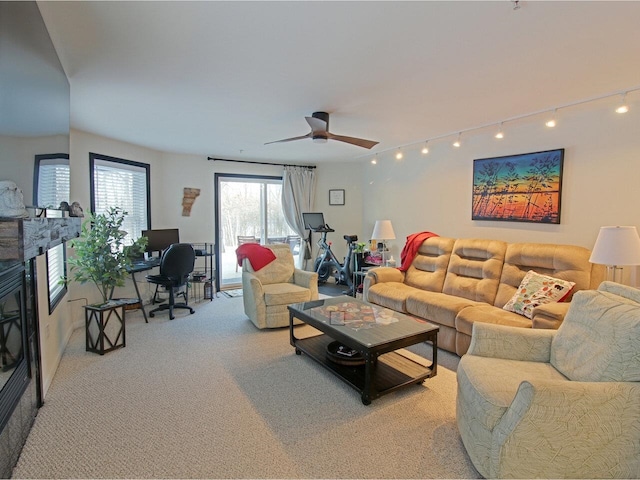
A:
310;224;358;292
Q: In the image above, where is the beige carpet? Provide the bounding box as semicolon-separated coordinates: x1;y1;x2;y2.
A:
13;296;480;479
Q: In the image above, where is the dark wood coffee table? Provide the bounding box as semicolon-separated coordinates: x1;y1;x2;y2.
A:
288;296;438;405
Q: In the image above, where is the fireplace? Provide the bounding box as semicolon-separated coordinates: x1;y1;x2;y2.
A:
0;216;80;476
0;260;39;477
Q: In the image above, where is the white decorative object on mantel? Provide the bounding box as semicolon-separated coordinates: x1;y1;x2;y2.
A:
0;180;28;218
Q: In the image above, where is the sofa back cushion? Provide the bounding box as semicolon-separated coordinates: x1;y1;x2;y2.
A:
243;244;294;285
551;282;640;382
404;236;455;292
494;243;594;307
442;238;507;304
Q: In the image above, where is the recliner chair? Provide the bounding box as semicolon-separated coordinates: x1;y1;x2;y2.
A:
456;281;640;479
242;244;318;329
146;243;196;320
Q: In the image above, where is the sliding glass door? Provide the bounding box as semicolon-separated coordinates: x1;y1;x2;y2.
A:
215;174;298;288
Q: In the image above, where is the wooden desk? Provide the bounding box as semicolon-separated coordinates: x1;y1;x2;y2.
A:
110;258;161;323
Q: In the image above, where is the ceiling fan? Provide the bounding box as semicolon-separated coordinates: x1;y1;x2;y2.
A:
265;111;379;149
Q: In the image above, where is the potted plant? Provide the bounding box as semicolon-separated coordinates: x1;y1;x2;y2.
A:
66;207;147;354
67;207;147;304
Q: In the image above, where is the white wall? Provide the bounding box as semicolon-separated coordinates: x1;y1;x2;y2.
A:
361;98;640;284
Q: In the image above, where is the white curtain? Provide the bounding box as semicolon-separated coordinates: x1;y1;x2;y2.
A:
282;166;316;268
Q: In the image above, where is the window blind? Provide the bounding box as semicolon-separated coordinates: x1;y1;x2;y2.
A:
37;158;70;208
92;159;149;244
46;244;65;304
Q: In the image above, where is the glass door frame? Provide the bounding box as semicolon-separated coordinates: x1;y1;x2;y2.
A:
214;173;285;290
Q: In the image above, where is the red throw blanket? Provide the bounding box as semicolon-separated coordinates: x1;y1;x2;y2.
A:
236;243;276;271
398;231;439;272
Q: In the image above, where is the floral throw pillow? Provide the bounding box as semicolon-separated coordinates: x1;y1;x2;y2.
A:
503;270;576;319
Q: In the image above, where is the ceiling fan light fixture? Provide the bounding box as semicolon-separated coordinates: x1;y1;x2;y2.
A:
265;111;378;149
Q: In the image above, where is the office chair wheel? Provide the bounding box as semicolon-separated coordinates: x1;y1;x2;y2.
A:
149;312;155;318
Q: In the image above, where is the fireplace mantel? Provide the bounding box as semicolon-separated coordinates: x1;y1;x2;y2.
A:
0;217;82;263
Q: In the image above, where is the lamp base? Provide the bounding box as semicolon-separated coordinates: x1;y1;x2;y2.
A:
606;265;623;283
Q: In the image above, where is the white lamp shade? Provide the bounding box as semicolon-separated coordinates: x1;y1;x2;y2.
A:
371;220;396;241
589;226;640;266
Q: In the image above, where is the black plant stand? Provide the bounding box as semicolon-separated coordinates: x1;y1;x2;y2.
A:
85;302;126;355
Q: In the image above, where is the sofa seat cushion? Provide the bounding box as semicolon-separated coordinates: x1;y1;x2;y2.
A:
263;283;311;306
406;290;479;328
458;354;568;434
367;282;418;312
456;304;532;336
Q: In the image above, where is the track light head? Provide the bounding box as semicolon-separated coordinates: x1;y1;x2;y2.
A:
616;93;629;114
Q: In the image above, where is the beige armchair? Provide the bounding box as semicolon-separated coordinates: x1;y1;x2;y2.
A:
456;281;640;479
242;244;318;329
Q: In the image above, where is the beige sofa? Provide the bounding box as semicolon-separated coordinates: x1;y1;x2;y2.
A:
456;281;640;478
363;237;604;355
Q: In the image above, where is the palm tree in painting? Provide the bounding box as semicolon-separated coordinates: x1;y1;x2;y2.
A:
472;161;501;218
487;161;520;218
521;153;559;222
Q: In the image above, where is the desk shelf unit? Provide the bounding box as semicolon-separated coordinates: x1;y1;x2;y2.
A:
190;242;216;301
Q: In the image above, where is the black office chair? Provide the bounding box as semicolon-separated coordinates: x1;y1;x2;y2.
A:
146;243;196;320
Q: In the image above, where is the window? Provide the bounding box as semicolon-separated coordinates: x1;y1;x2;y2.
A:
34;155;70;209
34;154;70;312
89;153;151;245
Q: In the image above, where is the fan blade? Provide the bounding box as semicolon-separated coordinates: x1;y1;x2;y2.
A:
327;133;379;149
305;116;328;134
264;133;311;145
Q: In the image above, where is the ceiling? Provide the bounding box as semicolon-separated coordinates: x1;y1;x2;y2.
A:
37;1;640;164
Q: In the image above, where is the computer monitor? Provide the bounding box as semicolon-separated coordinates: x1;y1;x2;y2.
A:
302;212;325;230
142;228;180;254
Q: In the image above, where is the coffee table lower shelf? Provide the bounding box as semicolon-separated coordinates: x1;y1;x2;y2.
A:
294;333;434;404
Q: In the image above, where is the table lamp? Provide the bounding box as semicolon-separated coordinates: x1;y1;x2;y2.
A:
589;226;640;283
371;220;396;266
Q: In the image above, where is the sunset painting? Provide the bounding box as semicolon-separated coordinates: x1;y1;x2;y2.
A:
472;149;564;224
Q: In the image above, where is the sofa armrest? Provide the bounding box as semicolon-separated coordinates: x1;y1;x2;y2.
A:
531;301;571;329
467;322;555;362
492;380;640;479
242;272;264;301
293;269;319;296
366;266;405;286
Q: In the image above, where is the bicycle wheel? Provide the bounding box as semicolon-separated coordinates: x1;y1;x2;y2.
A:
314;258;332;283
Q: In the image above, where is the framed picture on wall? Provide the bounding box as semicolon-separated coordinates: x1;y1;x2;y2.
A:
472;148;564;224
329;189;345;206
